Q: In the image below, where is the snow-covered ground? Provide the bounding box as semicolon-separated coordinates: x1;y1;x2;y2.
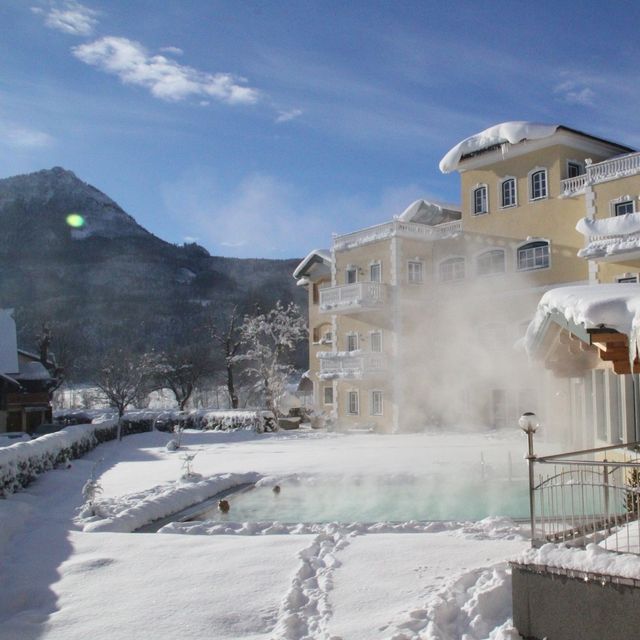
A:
0;429;533;640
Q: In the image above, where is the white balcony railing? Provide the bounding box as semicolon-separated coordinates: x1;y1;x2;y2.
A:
333;218;462;251
577;212;640;260
561;152;640;197
318;352;386;378
319;282;387;313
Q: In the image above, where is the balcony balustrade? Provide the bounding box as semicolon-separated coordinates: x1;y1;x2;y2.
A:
561;152;640;197
332;218;462;251
319;282;388;314
318;352;386;378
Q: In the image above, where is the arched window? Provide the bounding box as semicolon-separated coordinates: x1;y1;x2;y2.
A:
473;185;488;215
517;240;550;271
476;249;505;276
501;178;516;208
530;169;548;200
439;257;465;282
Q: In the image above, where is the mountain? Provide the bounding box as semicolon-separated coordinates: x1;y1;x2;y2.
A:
0;167;306;379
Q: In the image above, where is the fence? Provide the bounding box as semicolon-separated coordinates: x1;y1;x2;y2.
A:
528;440;640;554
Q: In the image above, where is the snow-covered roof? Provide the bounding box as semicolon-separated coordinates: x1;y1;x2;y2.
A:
439;122;559;174
17;361;52;381
576;213;640;259
525;284;640;355
397;199;461;225
0;309;19;374
293;249;332;280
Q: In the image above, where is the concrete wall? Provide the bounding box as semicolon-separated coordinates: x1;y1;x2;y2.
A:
512;563;640;640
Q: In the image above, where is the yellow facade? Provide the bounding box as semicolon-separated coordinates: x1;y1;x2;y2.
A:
295;123;640;434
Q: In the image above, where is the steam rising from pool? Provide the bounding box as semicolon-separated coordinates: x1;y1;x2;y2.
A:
192;473;529;524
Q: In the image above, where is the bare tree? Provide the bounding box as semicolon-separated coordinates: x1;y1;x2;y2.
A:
211;306;242;409
235;302;307;418
151;346;210;410
94;349;153;439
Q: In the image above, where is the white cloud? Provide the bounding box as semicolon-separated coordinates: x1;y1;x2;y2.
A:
275;108;303;123
72;37;260;105
36;1;99;37
0;123;54;149
160;46;184;56
554;80;596;106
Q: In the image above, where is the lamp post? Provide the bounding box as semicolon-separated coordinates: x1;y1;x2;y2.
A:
519;412;538;545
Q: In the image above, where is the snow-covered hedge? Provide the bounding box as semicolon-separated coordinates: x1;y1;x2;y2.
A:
0;421;122;497
109;409;278;434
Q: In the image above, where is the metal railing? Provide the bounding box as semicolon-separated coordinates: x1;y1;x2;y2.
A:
561;151;640;197
527;438;640;554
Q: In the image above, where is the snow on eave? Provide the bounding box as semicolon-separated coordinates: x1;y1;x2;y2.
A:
439;122;560;174
397;199;461;222
293;249;332;280
576;213;640;239
524;284;640;357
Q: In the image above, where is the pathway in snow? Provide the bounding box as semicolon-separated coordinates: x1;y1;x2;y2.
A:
0;431;532;640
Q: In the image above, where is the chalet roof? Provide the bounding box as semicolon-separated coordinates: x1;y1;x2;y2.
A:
0;309;18;375
397;199;461;225
526;284;640;376
293;249;332;280
439;122;635;174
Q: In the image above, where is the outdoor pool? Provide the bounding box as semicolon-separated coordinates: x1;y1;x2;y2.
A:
187;475;529;524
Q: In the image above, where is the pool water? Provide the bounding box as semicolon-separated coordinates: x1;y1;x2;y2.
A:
193;475;529;523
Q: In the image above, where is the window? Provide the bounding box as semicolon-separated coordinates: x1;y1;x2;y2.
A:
347;391;359;415
567;162;583;178
530;170;547;200
408;260;424;284
517;241;550;271
347;333;358;352
615;200;634;216
370;390;383;416
473;185;488;215
370;262;381;283
500;178;516;208
476;250;505;276
439;257;465;282
323;386;333;405
617;274;639;283
370;331;382;353
345;267;357;284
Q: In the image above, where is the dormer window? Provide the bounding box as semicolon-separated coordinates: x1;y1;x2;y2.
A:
473;185;488;215
500;178;516;208
530;169;548;200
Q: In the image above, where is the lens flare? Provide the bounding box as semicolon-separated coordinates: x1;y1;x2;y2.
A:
66;213;85;228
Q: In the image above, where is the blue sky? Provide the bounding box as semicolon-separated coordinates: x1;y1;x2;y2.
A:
2;1;640;259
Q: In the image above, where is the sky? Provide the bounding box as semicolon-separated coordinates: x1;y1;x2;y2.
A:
2;1;640;259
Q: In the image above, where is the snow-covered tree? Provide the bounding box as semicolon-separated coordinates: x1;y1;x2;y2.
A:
235;302;307;418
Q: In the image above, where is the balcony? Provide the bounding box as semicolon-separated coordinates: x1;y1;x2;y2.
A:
561;152;640;197
318;351;386;379
577;212;640;261
319;282;388;314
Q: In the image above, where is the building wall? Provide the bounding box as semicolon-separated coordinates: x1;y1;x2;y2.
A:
307;130;640;435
